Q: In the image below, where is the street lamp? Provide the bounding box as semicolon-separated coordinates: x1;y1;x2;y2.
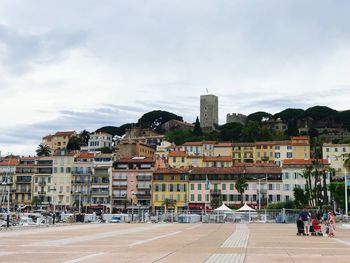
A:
75;190;82;214
49;186;57;224
345;168;348;219
131;192;135;223
253;177;266;210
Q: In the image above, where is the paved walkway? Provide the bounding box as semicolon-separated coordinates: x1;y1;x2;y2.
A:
0;223;349;262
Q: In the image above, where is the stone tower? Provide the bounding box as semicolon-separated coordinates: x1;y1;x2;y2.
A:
200;94;218;131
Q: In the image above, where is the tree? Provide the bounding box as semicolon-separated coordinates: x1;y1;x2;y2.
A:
193;117;202;136
241;121;261;142
293;187;308;207
67;136;81;151
246;111;272;123
162;198;176;212
96;147;113;154
138;110;183;133
36;144;51;157
218;122;243;141
328;182;345;210
79;130;90;146
32;196;42;208
235;176;248;206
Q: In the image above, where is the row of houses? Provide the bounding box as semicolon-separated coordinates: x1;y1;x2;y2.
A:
0;150;332;213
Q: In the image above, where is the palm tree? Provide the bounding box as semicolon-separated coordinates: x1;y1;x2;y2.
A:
235;176;248;206
162;198;176;212
36;144;51;156
32;196;42;209
79;130;90;146
344;156;350;173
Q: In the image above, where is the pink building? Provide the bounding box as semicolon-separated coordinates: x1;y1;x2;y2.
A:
188;163;283;210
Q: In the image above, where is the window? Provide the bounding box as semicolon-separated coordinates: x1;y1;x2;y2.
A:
222;184;226;190
190;184;194;190
66;167;71;173
198;194;202;201
284;173;289;180
230;184;234;190
284;184;290;191
206;194;209;202
54;167;57;173
326;148;329;152
177;194;181;201
276;184;281;190
155;194;158;201
60;167;64;173
277;194;281;202
343;148;347;152
335;148;338;152
48;177;51;183
275;146;280;150
181;157;185;163
66;186;69;193
169;184;174;192
190;194;194;201
173;157;176;163
286;152;292;158
257;152;261;157
198;184;202;190
287;146;292;150
275;153;280;158
269;184;273;190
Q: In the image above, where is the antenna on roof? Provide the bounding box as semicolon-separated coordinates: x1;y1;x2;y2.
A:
206;88;209;94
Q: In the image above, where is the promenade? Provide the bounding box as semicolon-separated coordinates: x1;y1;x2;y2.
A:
0;223;350;263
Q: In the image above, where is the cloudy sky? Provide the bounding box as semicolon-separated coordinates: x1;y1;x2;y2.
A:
1;0;350;155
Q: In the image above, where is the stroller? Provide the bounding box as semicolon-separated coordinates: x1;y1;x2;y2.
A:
296;218;305;235
310;219;323;236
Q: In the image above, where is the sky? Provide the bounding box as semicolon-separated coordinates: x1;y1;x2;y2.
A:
0;0;350;155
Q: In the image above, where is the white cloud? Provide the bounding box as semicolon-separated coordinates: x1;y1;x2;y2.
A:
0;0;350;155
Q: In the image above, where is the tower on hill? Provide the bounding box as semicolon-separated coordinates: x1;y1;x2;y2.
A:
200;94;218;132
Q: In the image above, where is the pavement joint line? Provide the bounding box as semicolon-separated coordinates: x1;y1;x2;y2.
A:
333;238;350;246
186;225;201;230
129;230;183;247
22;224;167;247
206;253;244;263
63;252;105;263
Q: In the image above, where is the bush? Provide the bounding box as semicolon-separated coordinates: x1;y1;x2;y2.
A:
267;201;297;209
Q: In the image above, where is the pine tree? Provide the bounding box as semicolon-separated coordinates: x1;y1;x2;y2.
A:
193;117;202;136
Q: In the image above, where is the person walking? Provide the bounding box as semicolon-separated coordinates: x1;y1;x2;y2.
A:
299;208;311;235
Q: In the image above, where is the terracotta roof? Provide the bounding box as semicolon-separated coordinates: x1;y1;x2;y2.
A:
214;143;232;147
116;157;154;164
283;159;329;166
323;143;350;147
55;131;75;137
273;141;292;146
232;143;255;147
291;136;309;140
168;151;187;157
43;135;54;140
183;141;216;146
190;165;282;175
0;159;19;166
154;168;189;174
77;152;95;159
203;156;232;162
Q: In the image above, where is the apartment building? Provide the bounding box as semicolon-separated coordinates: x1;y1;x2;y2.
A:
91;154;113;212
72;152;95;211
188;164;283;209
232;143;255;164
42;131;77;153
0;158;19;207
181;141;216;156
323;143;350;177
33;157;54;204
115;141;155;160
152;168;189;212
213;143;232;157
282;159;330;202
81;132;113;152
15;157;35;206
112;157;154;212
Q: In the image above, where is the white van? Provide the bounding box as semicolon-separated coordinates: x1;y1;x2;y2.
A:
19;217;36;226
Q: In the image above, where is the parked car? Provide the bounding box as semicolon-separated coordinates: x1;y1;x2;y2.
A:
19;217;36;226
109;215;121;223
335;212;344;221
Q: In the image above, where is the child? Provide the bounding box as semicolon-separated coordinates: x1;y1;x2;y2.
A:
328;217;336;237
311;218;322;236
297;217;305;235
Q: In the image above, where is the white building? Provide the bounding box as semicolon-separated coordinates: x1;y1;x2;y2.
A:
323;143;350;177
282;159;330;202
82;132;113;152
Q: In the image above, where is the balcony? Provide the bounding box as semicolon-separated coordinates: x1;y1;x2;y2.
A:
38;181;46;187
210;190;221;195
137;185;151;190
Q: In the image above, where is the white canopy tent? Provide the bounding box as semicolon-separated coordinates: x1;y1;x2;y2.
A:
236;203;255;212
214;203;233;212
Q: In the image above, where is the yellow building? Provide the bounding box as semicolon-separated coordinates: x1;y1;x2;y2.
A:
213;143;232;157
203;156;233;168
232;143;256;163
152;168;189;212
291;136;310;160
168;151;187;168
42;131;77;153
255;141;275;163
